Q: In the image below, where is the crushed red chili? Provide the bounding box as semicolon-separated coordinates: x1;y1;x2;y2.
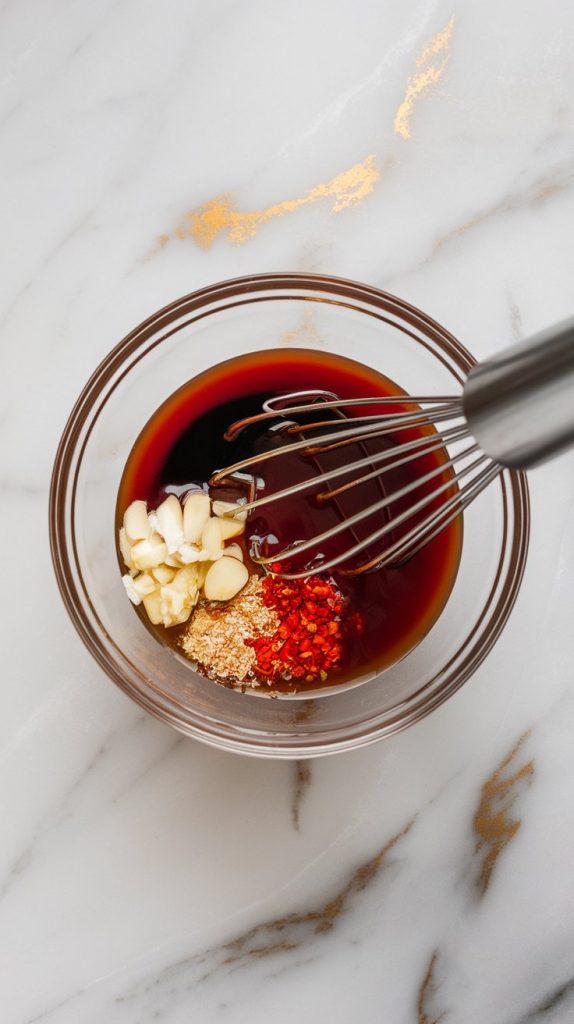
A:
244;575;347;683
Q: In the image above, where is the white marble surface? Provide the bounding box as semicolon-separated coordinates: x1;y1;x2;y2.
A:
2;1;574;1021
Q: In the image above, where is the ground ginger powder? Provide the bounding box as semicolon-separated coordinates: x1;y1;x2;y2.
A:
180;574;278;685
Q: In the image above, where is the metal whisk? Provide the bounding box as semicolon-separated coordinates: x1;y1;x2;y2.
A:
211;317;574;579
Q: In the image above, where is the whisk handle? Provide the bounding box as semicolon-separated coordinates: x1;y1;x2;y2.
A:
463;316;574;469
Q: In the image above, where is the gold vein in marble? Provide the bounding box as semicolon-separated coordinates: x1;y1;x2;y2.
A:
416;16;455;67
433;164;574;255
114;820;414;1006
220;821;413;964
418;951;446;1024
171;155;381;249
291;761;312;831
394;16;454;140
473;732;534;895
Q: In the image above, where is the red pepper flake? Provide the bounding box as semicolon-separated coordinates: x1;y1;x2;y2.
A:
244;575;353;685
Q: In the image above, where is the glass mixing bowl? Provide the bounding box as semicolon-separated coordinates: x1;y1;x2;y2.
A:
49;273;529;758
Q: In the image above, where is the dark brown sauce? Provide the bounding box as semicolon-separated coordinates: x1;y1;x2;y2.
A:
117;349;462;692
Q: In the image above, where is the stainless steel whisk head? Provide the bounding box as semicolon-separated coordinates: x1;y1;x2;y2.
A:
211;317;574;579
211;391;495;578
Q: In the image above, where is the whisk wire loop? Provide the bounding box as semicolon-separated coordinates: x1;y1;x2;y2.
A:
213;389;499;577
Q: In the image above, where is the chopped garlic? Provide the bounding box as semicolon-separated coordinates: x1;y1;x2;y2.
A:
122;574;143;605
120;491;251;626
160;584;194;627
216;516;245;541
171;565;199;595
155;495;185;553
201;517;224;561
131;534;168;570
183;492;211;544
123;500;151;543
132;572;158;598
212;500;247;522
119;527;135;572
177;543;201;564
224;543;244;562
152;564;177;585
143;589;163;625
197;561;210;588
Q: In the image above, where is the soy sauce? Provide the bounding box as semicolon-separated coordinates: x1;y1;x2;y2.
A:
117;349;462;691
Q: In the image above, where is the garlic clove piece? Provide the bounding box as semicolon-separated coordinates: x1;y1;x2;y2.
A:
183;492;211;544
166;605;194;627
201;517;224;560
212;500;248;522
122;574;143;605
172;565;199;595
217;517;245;541
203;556;248;601
197;561;210;588
123;500;151;543
143;589;163;625
177;543;201;564
131;533;168;570
133;572;158;598
160;583;193;626
155;495;185;553
223;543;244;562
119;527;135;572
151;564;177;585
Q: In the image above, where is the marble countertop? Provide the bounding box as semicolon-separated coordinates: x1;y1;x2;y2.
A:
3;1;574;1021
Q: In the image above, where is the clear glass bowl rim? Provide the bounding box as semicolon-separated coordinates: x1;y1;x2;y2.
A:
49;272;530;757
